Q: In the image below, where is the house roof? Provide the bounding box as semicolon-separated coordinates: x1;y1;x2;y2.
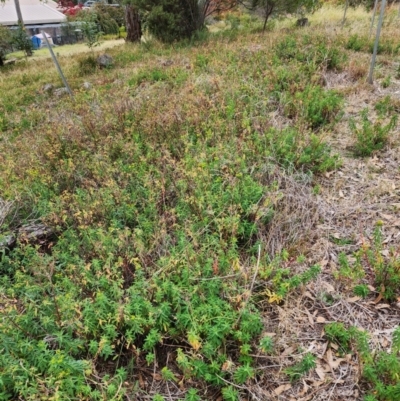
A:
0;0;67;26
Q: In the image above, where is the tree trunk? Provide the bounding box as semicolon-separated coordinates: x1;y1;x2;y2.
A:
262;4;274;33
14;0;23;25
125;5;142;43
14;0;32;56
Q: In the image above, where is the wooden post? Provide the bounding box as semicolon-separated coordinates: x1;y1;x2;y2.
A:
41;31;73;97
341;0;349;28
368;0;387;85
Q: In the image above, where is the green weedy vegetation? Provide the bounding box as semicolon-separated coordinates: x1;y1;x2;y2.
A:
0;5;400;400
349;108;398;157
324;322;400;401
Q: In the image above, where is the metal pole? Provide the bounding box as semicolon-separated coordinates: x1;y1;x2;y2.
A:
368;0;387;85
369;0;379;38
41;30;73;97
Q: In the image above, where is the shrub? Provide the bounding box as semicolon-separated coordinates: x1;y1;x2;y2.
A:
11;24;33;57
324;323;400;401
80;12;102;51
332;226;400;301
77;55;97;74
287;85;343;129
346;34;368;52
361;227;400;301
349;108;398;157
265;127;340;172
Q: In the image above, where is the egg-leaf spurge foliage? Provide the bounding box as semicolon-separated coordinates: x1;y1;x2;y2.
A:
0;26;345;401
324;323;400;401
0;128;323;399
284;353;316;382
333;226;400;301
350;108;398;157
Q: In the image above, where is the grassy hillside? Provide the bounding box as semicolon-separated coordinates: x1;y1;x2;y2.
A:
1;5;400;400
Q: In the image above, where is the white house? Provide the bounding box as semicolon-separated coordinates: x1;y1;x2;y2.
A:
0;0;67;41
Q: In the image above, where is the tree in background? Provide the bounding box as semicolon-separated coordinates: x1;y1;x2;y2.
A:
12;24;34;56
129;0;236;43
94;3;125;34
0;26;12;66
65;3;126;37
80;11;103;51
246;0;321;32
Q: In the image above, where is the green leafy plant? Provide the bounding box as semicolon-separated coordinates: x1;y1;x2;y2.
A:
381;75;391;89
346;34;368;52
374;96;398;118
161;366;177;382
284;352;316;382
349;108;398;157
361;227;400;301
259;335;274;353
265;127;340;172
80;12;102;51
334;251;364;282
323;323;400;401
360;326;400;401
11;24;33;57
286;85;343;129
324;322;353;352
77;55;97;75
233;364;254;384
185;388;201;401
353;284;369;298
221;386;239;401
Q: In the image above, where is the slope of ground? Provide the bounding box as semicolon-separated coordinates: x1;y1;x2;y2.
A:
0;5;399;401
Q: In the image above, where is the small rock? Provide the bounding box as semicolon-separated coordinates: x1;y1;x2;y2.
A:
54;87;69;97
43;83;54;93
161;59;173;67
19;223;54;240
296;17;309;27
0;234;16;250
205;16;217;26
82;81;92;90
97;54;113;68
